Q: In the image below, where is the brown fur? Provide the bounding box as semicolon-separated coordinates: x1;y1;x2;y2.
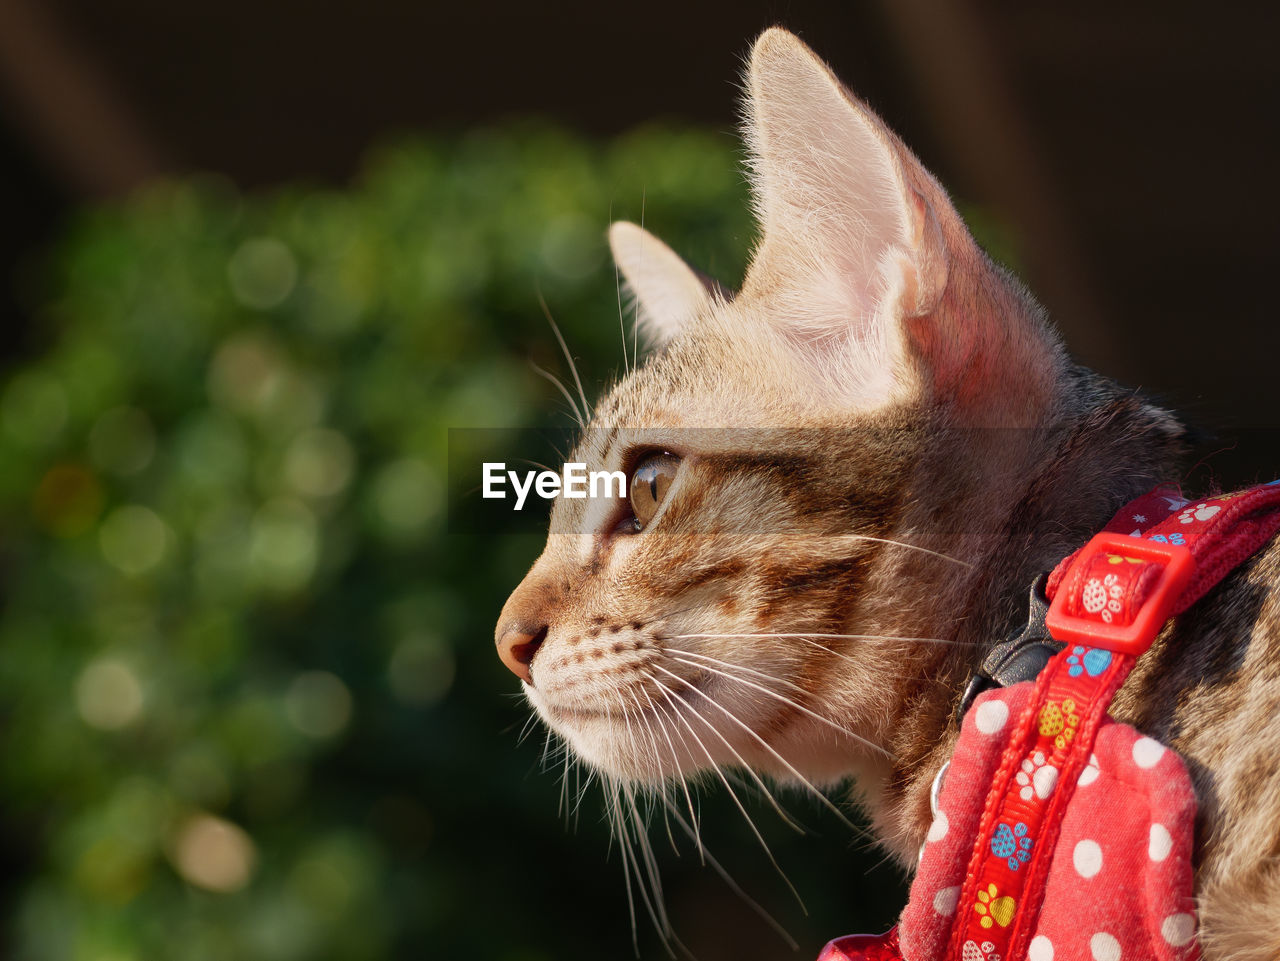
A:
496;28;1279;959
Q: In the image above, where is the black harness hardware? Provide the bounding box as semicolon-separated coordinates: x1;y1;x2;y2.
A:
956;572;1064;719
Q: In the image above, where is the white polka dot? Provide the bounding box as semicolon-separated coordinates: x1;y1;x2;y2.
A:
1149;823;1173;862
933;885;960;915
975;699;1009;734
927;809;949;842
1161;913;1195;946
1033;763;1060;799
1078;753;1101;786
1028;935;1055;961
1074;839;1103;878
1090;931;1121;961
1133;737;1166;768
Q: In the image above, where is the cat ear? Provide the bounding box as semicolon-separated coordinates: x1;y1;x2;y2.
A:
609;221;718;349
742;28;952;405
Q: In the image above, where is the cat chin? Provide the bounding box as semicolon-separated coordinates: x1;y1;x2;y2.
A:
529;687;866;789
527;690;717;783
524;691;651;780
543;713;669;783
555;718;866;790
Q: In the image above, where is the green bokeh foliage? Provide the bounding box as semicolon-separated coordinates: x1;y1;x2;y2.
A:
0;123;921;961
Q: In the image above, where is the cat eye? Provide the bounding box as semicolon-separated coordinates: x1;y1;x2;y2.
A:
627;452;681;532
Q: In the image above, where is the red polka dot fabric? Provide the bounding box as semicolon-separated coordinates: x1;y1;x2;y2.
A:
898;685;1199;961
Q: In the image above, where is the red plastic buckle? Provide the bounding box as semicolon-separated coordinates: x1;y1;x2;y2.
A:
1045;532;1194;655
816;929;902;961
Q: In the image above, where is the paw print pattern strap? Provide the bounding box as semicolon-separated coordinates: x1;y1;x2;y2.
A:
945;619;1135;961
945;479;1280;961
1047;480;1280;617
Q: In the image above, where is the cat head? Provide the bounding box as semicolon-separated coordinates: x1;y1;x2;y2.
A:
495;29;1068;789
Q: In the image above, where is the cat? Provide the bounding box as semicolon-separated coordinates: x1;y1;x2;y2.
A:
495;27;1280;961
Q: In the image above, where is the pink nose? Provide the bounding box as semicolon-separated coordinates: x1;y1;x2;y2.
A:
496;625;547;684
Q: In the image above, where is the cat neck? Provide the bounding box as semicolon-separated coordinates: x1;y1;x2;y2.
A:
859;366;1187;862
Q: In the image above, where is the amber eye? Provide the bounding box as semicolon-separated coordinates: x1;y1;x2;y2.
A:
628;452;681;531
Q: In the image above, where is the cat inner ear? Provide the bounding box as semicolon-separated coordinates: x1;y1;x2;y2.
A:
608;221;722;349
742;28;952;406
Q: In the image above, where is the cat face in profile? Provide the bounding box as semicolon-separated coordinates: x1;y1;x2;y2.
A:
498;25;1110;819
496;29;1280;958
499;28;1070;788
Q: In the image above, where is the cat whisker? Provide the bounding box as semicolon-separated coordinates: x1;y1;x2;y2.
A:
537;290;593;423
552;741;590;827
667;631;971;645
671;647;837;700
529;360;586;429
645;670;803;905
657;795;802;951
790;636;950;683
665;631;978;678
665;650;896;762
647;687;707;861
635;684;702;858
614;266;630;376
539;727;557;773
647;673;804;837
715;768;820;837
626;685;670;783
619;687;682;857
618;783;661;957
558;745;572;823
515;708;542;747
610;200;630;377
647;674;806;909
605;778;642;956
632;189;645;372
832;533;974;569
616;785;686;960
621;784;683;955
649;683;879;891
572;762;596;824
649;664;861;836
618;687;646;773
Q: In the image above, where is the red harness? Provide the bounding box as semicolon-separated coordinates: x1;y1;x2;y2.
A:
820;479;1280;961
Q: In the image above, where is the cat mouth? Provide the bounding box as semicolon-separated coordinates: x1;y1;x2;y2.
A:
542;694;667;724
544;702;615;722
537;670;715;727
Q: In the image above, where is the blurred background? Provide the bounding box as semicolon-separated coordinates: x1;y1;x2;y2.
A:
0;2;1277;960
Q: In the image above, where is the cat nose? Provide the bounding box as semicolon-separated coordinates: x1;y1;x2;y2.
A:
496;624;548;685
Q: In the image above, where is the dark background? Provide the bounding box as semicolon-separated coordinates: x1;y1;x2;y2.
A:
1;3;1277;960
5;1;1279;439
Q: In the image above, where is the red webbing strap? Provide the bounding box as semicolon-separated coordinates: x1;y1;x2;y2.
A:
1048;481;1280;616
944;480;1280;961
943;597;1143;960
